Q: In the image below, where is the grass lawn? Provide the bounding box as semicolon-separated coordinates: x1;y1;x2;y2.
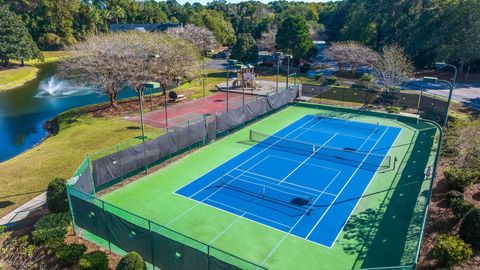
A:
257;73;322;85
0;51;71;91
0;66;39;90
0;107;161;218
174;69;229;98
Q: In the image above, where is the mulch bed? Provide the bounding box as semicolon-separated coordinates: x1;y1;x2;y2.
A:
417;162;480;269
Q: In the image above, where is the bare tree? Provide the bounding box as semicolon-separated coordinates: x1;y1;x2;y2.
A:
58;31;201;107
372;44;414;91
257;28;277;52
166;24;218;96
324;41;379;75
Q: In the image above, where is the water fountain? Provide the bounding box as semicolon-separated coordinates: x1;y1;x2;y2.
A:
36;76;94;97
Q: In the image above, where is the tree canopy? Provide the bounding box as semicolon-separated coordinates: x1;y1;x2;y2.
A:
0;6;42;67
1;0;479;72
231;33;258;64
276;16;316;62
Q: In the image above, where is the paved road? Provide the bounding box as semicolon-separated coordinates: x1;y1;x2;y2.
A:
405;81;480;110
207;59;228;70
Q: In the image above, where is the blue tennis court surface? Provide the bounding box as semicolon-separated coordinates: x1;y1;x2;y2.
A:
176;115;401;247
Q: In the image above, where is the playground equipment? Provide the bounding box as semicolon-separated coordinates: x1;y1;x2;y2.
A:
232;65;261;89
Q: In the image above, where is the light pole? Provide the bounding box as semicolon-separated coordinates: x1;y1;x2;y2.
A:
285;54;292;90
275;52;283;92
226;61;230;111
423;76;454;126
435;62;457;88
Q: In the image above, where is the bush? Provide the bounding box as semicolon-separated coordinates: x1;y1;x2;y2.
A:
325;77;337;85
46;177;68;213
55;243;87;265
314;74;323;81
451;198;474;219
359;73;374;82
433;234;472;268
79;251;109;270
447;190;464;203
351;83;366;89
32;212;71;244
459;208;480;249
444;167;479;192
386;106;400;114
116;252;146;270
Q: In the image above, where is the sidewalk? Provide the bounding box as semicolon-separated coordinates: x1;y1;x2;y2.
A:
0;192;47;228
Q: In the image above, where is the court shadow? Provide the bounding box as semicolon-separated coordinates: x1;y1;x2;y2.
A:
340;122;438;269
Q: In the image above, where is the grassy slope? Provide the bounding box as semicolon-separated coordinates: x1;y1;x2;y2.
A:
102;106;436;269
0;51;70;91
0;108;161;218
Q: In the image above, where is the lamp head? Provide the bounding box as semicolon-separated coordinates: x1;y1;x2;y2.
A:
435;62;446;70
423;76;438;83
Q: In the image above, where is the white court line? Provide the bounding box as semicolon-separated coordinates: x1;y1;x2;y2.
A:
207;199;293;229
169;116;319;226
278;132;339;185
208;213;245;245
304;127;389;240
234;168;337;197
328;127;401;247
175;192;332;249
297;126;375;141
232;171;320;197
272;155;341;173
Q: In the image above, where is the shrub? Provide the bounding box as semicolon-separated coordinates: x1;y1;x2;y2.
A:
32;212;71;244
46;177;68;213
116;252;146;270
325;77;337;85
351;83;366;89
359;73;374;82
56;243;87;265
451;198;474;219
386;106;400;114
444;167;479;192
79;251;109;270
459;208;480;249
433;234;472;268
314;74;323;81
447;190;464;203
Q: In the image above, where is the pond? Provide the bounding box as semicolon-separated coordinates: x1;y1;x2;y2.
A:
0;63;151;163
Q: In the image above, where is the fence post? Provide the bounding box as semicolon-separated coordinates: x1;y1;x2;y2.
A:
149;221;155;270
117;145;124;184
207;245;211;270
101;201;112;253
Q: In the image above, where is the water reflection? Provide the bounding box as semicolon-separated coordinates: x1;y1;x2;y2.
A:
0;63;150;162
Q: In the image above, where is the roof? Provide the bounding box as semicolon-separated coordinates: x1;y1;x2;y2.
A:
109;23;181;32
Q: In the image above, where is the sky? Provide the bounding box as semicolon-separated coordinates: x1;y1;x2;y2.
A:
175;0;333;4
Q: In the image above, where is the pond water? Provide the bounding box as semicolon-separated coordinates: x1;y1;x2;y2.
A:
0;64;149;163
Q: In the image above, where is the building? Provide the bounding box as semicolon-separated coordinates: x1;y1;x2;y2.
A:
109;23;181;32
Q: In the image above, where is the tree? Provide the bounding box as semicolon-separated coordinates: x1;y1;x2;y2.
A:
188;9;236;45
257;28;277;52
231;33;258;64
372;44;414;91
324;42;379;75
276;16;316;62
0;6;42;67
59;32;200;108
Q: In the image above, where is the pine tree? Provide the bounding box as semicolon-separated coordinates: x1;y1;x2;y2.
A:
231;33;258;64
0;6;42;67
276;16;316;62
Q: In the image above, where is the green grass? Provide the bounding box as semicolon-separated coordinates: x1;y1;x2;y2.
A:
0;66;39;90
0;51;71;91
100;105;439;270
0;108;161;218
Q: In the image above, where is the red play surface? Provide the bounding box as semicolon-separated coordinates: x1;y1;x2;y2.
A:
126;92;257;128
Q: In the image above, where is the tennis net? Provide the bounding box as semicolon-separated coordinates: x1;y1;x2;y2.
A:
249;130;393;171
219;173;315;215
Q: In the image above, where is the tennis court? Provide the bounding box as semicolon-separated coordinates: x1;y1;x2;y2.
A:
176;115;401;247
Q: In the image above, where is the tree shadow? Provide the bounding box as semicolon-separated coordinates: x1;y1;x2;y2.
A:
0;200;14;209
340;122;438;269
